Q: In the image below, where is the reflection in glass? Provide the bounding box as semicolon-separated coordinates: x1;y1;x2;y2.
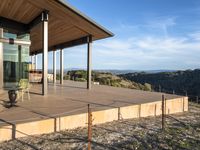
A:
3;31;30;88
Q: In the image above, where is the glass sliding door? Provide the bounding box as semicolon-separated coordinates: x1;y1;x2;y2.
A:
3;31;30;88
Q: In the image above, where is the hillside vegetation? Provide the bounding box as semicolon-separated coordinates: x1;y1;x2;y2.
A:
119;69;200;98
61;70;152;91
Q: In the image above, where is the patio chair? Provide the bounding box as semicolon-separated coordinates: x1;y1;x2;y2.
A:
18;79;31;101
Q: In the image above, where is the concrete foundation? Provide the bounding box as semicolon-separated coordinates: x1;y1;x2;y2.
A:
0;96;188;142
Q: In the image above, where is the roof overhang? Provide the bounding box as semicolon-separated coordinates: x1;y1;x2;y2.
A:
0;0;114;54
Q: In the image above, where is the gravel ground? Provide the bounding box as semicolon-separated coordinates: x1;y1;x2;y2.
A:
0;102;200;150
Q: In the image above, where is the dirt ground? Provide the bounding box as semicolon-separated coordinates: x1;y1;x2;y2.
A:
0;102;199;150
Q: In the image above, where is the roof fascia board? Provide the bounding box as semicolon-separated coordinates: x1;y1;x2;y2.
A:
55;0;114;37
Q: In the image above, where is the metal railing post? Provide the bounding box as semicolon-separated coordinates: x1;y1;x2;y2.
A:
118;107;121;120
162;94;165;131
88;104;92;150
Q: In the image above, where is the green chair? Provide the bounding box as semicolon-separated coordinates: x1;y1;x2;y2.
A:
18;79;31;101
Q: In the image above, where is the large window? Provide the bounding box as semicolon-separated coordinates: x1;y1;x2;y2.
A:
3;31;30;88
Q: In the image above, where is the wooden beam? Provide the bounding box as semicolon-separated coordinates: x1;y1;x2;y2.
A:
0;17;27;33
51;36;89;50
0;11;49;34
31;36;89;54
28;11;49;31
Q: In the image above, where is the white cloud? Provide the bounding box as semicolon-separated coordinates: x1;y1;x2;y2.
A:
146;17;176;37
45;33;200;70
94;39;132;50
45;16;200;70
147;17;176;28
189;32;200;41
92;33;200;70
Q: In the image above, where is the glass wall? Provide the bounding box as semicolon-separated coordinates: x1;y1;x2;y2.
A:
3;31;30;88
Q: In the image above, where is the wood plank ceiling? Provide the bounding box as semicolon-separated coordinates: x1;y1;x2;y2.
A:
0;0;113;53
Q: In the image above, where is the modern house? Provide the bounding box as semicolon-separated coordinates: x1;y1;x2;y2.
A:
0;0;188;142
0;0;113;95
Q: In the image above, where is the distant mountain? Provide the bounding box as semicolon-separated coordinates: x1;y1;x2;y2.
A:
119;69;200;100
48;68;83;74
48;69;177;75
95;69;176;75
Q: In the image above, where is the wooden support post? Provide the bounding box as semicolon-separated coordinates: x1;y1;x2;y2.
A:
53;50;57;84
162;94;165;131
88;104;92;150
87;36;92;90
35;54;37;70
60;49;63;85
42;12;48;95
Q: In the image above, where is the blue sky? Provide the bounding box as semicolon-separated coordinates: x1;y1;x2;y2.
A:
37;0;200;70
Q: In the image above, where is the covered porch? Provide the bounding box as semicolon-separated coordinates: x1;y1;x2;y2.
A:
0;0;113;95
0;0;189;143
0;80;187;123
0;80;188;141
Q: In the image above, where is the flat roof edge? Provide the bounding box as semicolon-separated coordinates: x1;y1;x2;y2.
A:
56;0;114;37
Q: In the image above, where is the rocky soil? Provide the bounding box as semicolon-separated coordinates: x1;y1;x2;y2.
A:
0;102;199;150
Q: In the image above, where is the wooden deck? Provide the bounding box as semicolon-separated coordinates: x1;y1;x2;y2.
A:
0;80;184;125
